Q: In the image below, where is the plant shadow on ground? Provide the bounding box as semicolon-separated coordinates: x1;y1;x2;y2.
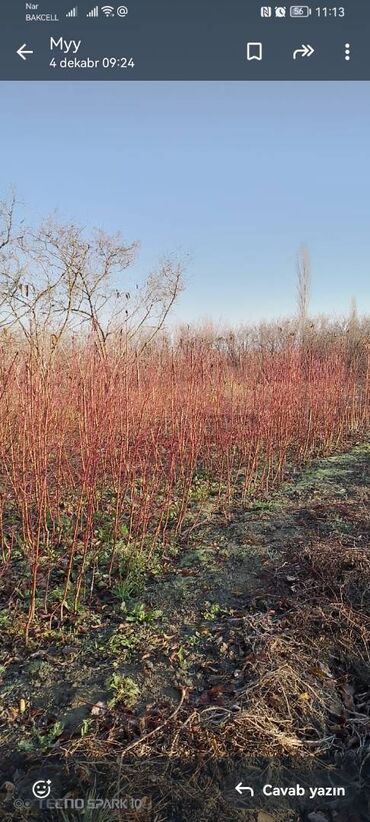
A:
0;442;370;820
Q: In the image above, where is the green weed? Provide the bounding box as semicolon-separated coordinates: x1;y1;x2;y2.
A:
106;673;139;709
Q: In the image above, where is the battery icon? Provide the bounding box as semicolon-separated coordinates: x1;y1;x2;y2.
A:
290;5;311;16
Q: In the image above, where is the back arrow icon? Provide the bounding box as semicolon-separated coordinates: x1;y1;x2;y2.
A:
17;43;34;61
293;44;314;59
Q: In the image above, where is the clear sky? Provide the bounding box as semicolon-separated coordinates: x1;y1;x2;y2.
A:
1;81;369;324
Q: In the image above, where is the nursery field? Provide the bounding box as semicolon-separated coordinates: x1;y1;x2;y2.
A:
0;329;369;821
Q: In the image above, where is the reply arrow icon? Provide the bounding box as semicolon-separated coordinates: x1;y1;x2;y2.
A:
17;43;34;61
235;782;255;796
293;44;315;59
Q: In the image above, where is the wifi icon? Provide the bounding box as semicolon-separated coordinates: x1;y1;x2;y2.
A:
101;5;114;15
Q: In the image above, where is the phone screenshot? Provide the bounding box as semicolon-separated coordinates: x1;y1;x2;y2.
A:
0;2;369;820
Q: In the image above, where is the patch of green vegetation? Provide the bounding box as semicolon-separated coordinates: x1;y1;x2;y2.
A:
0;682;15;700
0;611;12;628
247;499;278;512
88;614;161;662
27;659;53;681
176;630;203;670
105;673;139;709
180;547;213;568
107;629;140;658
111;545;162;609
203;601;221;620
125;602;162;625
172;577;196;601
47;585;67;604
176;644;188;670
164;502;180;525
0;609;26;641
190;473;212;502
328;516;355;534
186;630;203;647
18;720;64;752
80;718;92;738
285;444;370;497
112;576;144;607
165;541;180;558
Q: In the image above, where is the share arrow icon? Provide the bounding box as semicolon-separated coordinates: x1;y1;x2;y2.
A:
293;44;315;59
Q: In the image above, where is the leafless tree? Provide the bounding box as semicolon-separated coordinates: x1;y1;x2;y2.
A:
0;196;184;364
296;244;311;334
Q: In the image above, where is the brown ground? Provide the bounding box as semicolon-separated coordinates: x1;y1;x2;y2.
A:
0;442;369;820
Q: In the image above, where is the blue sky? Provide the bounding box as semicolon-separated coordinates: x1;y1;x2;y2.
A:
1;81;369;324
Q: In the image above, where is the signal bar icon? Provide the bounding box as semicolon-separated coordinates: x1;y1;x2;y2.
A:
87;5;99;16
66;6;78;16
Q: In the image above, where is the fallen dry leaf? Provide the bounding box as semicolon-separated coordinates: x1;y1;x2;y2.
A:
91;701;107;716
257;812;275;822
